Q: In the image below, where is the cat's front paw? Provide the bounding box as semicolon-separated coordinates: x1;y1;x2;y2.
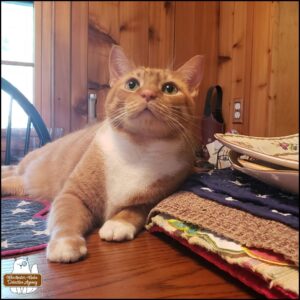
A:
99;220;136;242
46;235;87;263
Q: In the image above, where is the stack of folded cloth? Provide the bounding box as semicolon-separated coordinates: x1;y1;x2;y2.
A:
146;168;299;299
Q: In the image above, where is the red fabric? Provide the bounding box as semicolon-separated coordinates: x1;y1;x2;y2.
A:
244;247;293;266
149;225;298;299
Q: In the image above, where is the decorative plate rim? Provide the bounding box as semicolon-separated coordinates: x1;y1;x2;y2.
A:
215;133;299;170
228;150;299;194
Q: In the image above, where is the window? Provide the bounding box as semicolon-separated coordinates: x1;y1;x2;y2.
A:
1;1;34;128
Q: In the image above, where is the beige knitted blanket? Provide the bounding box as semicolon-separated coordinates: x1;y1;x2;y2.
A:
147;191;299;266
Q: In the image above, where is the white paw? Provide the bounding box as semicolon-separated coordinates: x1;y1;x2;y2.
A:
46;236;87;263
99;220;136;242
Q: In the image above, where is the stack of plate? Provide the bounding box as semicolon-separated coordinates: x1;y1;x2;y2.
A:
215;133;299;194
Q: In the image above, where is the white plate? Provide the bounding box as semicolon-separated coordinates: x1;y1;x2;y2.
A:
215;133;299;170
228;150;299;194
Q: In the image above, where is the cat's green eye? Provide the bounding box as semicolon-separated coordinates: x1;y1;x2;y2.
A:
162;82;178;95
125;78;140;91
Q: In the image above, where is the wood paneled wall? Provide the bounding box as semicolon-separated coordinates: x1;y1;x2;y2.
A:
88;1;219;127
36;1;299;138
35;1;89;135
267;1;299;137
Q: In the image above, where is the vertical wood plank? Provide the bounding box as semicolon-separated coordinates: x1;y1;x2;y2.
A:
71;1;88;131
88;1;119;121
230;2;253;135
231;2;247;100
267;1;279;137
196;1;219;116
217;1;234;133
40;1;53;129
174;2;197;68
54;1;71;134
242;2;254;136
174;2;219;143
174;1;200;145
268;1;299;136
175;1;219;114
119;1;149;67
89;1;119;42
34;1;42;115
248;2;271;136
230;2;247;134
148;1;175;68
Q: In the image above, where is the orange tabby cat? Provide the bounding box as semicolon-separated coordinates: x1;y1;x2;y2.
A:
1;46;204;263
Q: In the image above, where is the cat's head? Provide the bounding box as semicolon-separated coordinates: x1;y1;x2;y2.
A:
105;46;204;141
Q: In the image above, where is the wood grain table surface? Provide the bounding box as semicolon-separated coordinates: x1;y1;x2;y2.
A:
1;229;260;299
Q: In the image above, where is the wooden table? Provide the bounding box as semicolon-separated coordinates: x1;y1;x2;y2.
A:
1;229;259;299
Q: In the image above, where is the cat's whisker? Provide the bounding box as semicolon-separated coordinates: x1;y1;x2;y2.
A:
158;105;201;132
110;103;143;127
150;103;198;154
161;110;200;153
155;103;196;128
167;106;200;121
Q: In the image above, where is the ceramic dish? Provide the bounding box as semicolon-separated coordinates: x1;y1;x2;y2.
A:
237;156;292;171
215;133;299;170
228;150;299;194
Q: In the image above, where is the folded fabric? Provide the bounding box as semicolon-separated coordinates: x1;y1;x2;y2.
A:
164;217;293;267
148;224;298;299
181;168;299;229
147;191;299;266
146;214;299;296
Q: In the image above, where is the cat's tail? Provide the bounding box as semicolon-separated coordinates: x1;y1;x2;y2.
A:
1;166;25;197
1;175;25;197
1;165;18;178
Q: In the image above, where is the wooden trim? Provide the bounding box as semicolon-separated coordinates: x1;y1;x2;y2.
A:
34;1;42;115
40;1;54;129
53;1;71;134
71;1;88;131
1;61;34;67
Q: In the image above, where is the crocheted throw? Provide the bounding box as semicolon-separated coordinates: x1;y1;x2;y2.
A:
1;197;50;256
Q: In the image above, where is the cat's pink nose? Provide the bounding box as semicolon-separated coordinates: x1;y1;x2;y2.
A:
140;89;157;101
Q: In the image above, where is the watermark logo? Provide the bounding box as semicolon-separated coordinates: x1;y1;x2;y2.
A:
3;257;41;294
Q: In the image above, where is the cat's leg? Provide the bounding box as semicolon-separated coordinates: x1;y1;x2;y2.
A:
99;205;150;242
1;176;25;196
46;192;94;263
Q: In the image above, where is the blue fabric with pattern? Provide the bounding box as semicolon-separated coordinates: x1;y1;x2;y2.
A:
1;198;50;255
181;168;299;229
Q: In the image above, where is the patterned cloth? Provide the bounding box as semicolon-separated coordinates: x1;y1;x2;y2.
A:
147;191;299;266
1;197;50;256
148;222;298;299
181;168;299;229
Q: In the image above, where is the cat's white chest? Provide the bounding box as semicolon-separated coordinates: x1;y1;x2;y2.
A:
97;123;186;219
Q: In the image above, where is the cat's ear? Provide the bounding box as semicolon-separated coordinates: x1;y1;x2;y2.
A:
176;55;204;95
109;45;136;86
